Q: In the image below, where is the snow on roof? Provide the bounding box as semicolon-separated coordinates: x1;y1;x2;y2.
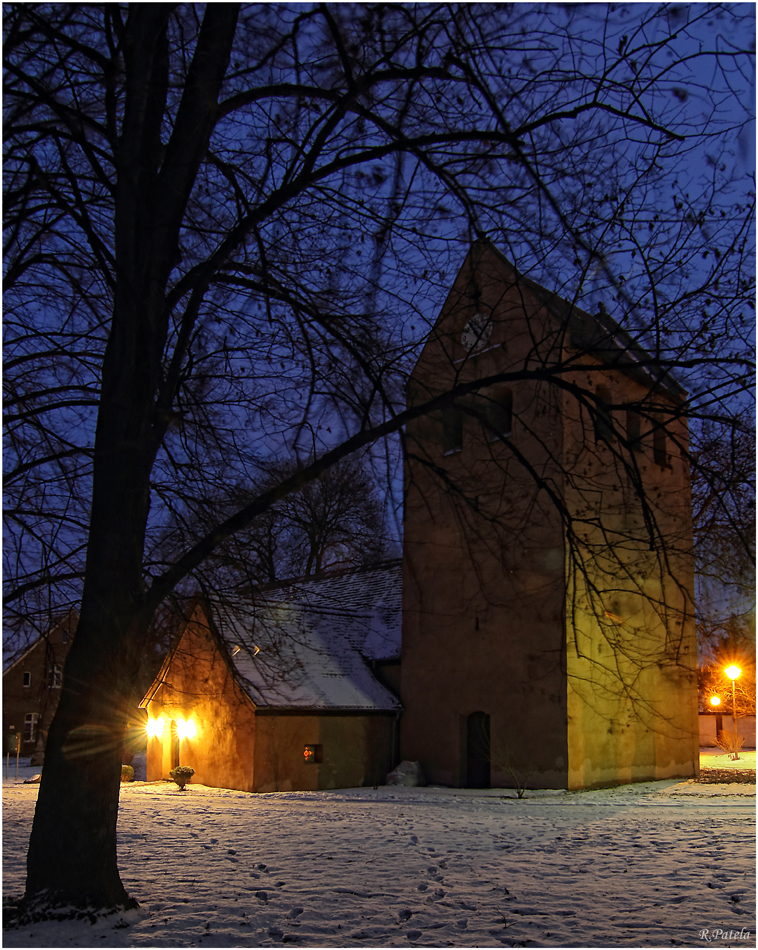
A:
212;561;402;712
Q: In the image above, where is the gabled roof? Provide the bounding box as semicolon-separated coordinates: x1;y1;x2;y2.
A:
431;240;686;400
2;611;78;674
210;560;403;712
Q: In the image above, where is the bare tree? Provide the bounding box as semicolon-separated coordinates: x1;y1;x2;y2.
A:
690;416;755;648
172;455;392;589
2;2;753;917
699;618;756;716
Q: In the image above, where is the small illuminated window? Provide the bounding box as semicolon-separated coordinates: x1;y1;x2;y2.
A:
23;672;32;688
231;645;241;657
303;744;322;764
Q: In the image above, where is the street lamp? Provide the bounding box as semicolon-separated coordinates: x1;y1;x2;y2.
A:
724;665;742;759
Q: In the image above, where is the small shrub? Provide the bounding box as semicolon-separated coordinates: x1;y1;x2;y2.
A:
716;730;745;760
120;764;134;783
169;765;195;789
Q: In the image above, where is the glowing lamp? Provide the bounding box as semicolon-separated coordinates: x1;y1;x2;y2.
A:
146;716;165;738
709;696;721;707
724;665;742;680
176;718;197;740
303;744;321;763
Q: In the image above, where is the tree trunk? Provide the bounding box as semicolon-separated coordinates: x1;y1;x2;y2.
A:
23;618;145;911
23;396;157;911
20;5;239;914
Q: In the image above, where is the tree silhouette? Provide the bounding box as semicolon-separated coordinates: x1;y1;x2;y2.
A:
2;2;753;916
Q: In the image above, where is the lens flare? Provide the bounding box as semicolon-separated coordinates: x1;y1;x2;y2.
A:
176;718;197;740
146;716;165;738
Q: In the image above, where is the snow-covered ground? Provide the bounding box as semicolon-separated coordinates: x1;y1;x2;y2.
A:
2;753;754;948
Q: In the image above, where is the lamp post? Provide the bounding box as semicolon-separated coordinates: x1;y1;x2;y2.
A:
724;665;742;759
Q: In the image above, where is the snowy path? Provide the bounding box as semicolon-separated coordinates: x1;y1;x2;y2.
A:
3;775;755;948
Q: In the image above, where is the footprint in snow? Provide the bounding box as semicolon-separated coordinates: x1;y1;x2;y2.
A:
256;891;269;902
287;907;304;919
398;909;412;921
409;835;418;845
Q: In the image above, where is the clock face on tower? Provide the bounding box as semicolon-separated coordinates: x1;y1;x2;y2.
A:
460;312;493;353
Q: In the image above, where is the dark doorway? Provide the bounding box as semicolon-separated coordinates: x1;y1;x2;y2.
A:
466;711;491;788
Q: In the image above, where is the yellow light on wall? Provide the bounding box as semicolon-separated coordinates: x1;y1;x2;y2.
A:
710;696;721;707
724;665;742;680
146;716;165;738
176;718;197;740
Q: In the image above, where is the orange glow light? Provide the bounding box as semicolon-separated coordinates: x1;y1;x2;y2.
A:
709;696;721;707
176;718;197;740
146;716;165;738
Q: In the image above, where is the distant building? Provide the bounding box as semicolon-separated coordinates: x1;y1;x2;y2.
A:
140;563;402;792
137;241;697;792
3;613;76;763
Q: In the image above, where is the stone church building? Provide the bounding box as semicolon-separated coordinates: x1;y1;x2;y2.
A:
141;242;699;791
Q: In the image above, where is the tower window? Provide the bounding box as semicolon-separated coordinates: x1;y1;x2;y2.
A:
594;386;614;442
483;387;513;442
442;408;463;455
23;672;32;688
626;410;642;451
50;664;62;689
653;422;667;466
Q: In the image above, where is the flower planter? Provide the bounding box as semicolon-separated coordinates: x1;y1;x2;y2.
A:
169;766;195;790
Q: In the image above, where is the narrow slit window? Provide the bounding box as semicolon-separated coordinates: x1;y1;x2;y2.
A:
653;423;667;466
23;672;32;688
50;664;62;689
484;388;513;442
626;410;642;452
442;409;463;455
594;386;614;442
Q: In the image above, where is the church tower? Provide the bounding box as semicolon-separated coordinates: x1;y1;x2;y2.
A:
400;241;699;789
